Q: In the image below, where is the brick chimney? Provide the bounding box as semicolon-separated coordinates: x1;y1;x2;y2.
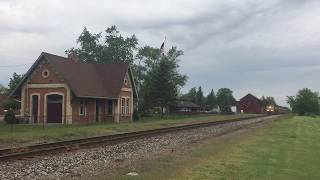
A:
68;53;80;63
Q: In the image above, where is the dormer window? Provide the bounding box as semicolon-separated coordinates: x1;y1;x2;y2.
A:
124;79;128;86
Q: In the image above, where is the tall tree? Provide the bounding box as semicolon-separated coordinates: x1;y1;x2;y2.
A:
261;96;276;109
206;89;216;110
216;88;235;114
196;86;204;108
7;72;23;95
135;46;162;95
287;88;319;115
3;73;23;110
180;87;197;102
141;47;187;116
66;25;138;64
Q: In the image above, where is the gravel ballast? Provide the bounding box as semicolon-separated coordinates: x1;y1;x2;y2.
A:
0;115;278;180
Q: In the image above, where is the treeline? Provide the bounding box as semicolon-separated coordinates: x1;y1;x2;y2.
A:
287;88;320;115
180;86;278;114
180;87;236;114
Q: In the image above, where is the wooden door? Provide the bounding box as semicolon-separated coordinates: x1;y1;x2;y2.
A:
47;95;63;123
32;95;39;123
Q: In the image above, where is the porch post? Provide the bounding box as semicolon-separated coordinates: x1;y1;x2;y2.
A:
114;98;120;123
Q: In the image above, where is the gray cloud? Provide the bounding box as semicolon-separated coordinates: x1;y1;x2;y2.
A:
1;0;320;106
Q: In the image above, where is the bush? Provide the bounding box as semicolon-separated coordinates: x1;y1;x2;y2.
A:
133;109;140;121
3;98;20;111
4;109;17;124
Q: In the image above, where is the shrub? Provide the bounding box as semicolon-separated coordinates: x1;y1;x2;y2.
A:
4;109;17;124
3;98;20;111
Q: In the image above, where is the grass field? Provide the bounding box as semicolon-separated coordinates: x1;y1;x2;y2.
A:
113;115;320;180
0;114;257;148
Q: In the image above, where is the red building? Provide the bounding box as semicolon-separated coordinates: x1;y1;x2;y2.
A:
236;94;263;114
10;52;138;124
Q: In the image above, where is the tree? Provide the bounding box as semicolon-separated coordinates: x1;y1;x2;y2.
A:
206;89;216;110
141;47;187;117
2;73;23;111
261;96;276;109
287;88;320;115
180;87;197;102
196;86;204;109
67;26;188;116
7;72;23;95
66;25;138;64
216;88;235;114
135;46;162;97
136;46;162;70
3;99;20;111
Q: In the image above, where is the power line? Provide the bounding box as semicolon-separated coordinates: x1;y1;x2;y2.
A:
0;63;33;68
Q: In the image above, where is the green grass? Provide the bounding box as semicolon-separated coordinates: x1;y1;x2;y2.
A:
112;115;320;180
0;114;257;148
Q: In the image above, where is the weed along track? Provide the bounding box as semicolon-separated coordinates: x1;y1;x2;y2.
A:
0;115;277;161
0;115;281;180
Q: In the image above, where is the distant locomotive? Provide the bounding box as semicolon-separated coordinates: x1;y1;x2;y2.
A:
266;105;290;115
266;105;275;115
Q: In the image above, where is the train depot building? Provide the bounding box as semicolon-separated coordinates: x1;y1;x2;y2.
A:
11;52;137;124
236;93;263;114
170;100;200;114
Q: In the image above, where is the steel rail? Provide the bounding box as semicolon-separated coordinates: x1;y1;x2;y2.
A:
0;115;274;161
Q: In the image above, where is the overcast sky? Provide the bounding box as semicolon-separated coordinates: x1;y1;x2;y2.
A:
1;0;320;106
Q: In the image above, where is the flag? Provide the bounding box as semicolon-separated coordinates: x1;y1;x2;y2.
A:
160;42;165;55
160;36;166;56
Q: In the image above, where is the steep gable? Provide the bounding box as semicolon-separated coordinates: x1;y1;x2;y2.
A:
122;72;132;89
240;93;261;103
29;60;64;84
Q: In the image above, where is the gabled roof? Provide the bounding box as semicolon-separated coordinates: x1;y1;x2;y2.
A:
174;100;200;108
11;52;138;99
239;93;261;102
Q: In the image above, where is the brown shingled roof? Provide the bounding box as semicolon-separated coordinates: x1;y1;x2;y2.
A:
11;52;137;99
44;53;130;98
174;100;200;108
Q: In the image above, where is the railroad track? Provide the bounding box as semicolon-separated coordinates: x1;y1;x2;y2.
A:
0;115;276;161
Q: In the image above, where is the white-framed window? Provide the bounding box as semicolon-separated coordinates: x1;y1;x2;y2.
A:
121;98;125;115
126;98;130;115
79;99;86;115
124;78;128;86
42;69;50;78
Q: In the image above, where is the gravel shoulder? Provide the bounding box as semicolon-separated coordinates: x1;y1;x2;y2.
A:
0;115;279;180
